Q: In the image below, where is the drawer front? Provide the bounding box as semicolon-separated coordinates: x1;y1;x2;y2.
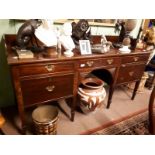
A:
121;54;149;64
21;74;74;106
116;63;146;84
19;62;74;76
79;57;120;69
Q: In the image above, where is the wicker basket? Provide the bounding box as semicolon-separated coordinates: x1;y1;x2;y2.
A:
32;105;59;135
127;72;149;93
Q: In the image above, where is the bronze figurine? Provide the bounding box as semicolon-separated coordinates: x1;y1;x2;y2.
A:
71;19;91;45
16;19;42;51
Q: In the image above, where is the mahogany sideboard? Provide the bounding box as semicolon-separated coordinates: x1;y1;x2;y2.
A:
4;35;151;134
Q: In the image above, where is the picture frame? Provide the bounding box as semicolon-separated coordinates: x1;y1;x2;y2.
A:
79;40;92;55
54;19;116;27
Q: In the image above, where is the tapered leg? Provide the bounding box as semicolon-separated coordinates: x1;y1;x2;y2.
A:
71;111;75;122
71;96;77;121
106;85;115;109
11;68;27;134
18;105;27;134
131;80;140;100
71;72;79;122
21;124;27;135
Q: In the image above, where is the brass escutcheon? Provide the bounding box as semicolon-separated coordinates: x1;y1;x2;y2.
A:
129;71;134;76
86;61;94;67
45;85;55;92
133;57;139;61
107;59;113;64
45;64;55;72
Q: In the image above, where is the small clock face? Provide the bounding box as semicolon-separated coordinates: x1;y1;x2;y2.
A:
80;21;89;32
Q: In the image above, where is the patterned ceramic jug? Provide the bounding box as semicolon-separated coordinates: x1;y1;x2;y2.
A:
78;77;106;113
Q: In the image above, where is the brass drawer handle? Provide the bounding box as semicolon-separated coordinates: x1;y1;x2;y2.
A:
45;85;55;92
122;64;126;67
107;59;113;65
129;71;134;77
133;57;139;61
86;61;94;67
45;65;55;72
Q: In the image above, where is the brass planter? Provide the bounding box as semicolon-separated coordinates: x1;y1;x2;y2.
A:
32;105;59;135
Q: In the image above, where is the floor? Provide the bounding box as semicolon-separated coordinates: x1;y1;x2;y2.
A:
1;85;152;135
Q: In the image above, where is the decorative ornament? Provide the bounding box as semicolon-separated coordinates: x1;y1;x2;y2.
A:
71;19;91;45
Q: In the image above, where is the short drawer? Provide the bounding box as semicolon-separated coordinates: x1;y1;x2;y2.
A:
20;74;74;106
121;54;149;64
79;57;120;68
18;61;75;76
116;63;146;84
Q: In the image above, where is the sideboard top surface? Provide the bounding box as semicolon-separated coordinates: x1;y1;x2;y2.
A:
4;34;151;65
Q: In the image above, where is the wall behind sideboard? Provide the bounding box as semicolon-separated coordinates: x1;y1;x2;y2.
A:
0;19;142;108
13;19;143;37
0;20;16;107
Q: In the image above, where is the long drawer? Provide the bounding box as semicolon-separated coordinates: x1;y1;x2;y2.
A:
18;61;75;76
20;73;74;106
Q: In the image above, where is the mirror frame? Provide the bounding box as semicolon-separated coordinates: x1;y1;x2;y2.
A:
54;19;116;27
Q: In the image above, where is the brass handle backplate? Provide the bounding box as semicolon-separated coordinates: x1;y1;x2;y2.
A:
122;64;126;67
107;59;113;65
86;61;94;67
45;64;55;72
129;71;134;77
45;85;55;92
133;57;139;62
